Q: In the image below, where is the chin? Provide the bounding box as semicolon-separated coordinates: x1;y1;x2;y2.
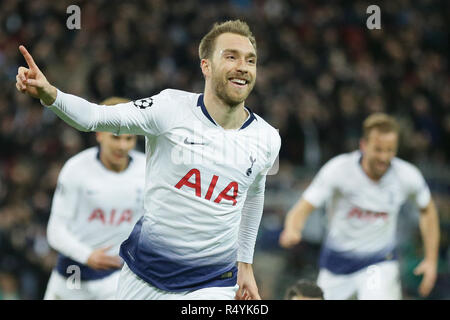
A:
230;90;251;104
375;169;388;178
220;93;246;107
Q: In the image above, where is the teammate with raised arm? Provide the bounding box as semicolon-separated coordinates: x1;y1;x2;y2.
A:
279;113;440;300
16;20;281;300
44;97;146;299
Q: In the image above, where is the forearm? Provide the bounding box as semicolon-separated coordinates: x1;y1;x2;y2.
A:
45;89;122;133
47;214;93;264
237;261;253;272
419;200;440;262
237;191;264;264
284;198;315;232
40;84;57;106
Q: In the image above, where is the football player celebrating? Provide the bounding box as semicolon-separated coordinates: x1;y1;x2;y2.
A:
16;20;281;300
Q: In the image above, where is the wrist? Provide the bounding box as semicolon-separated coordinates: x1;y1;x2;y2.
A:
284;225;302;234
238;261;252;269
424;256;438;265
41;85;57;106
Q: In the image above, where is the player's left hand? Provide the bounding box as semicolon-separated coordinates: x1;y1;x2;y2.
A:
235;262;261;300
414;259;438;297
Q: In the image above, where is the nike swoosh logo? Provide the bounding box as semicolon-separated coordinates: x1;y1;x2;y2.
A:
184;137;205;145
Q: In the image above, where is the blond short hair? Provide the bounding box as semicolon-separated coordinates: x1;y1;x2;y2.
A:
363;113;399;139
100;97;130;106
198;20;256;60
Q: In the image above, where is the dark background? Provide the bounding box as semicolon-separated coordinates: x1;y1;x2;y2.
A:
0;0;448;299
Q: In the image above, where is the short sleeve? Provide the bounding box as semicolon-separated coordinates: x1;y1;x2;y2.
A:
302;159;339;208
407;166;431;209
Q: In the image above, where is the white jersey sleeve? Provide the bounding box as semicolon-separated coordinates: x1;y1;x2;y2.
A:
237;132;281;264
302;156;343;208
400;162;431;209
47;161;93;264
47;89;177;136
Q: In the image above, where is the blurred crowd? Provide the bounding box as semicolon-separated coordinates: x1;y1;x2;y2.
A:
0;0;448;299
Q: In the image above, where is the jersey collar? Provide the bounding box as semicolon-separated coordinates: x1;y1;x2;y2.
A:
197;94;257;130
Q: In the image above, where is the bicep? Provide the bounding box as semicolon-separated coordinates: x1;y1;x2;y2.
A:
296;198;316;214
419;198;435;215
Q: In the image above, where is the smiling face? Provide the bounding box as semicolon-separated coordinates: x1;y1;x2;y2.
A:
360;129;398;180
96;132;137;172
202;32;257;107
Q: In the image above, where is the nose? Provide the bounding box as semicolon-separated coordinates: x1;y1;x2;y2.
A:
378;151;391;163
235;57;248;74
118;139;129;151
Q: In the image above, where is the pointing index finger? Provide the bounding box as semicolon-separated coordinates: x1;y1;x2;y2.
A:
19;45;39;70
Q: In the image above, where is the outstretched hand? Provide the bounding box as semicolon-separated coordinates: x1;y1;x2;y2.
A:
16;45;57;105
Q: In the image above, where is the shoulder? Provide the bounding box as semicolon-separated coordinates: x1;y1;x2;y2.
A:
130;149;146;166
155;89;198;105
138;89;198;121
253;113;281;151
63;147;98;171
307;152;356;187
320;151;358;174
58;147;98;182
390;157;424;182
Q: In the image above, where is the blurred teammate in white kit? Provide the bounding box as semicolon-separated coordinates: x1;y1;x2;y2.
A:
279;113;440;300
44;97;146;299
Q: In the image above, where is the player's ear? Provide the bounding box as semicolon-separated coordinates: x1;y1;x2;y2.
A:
359;138;366;152
200;59;210;78
95;132;102;144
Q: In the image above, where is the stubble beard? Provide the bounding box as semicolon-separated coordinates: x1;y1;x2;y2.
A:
211;71;254;108
369;159;389;180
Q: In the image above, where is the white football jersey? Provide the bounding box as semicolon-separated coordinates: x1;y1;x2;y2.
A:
47;147;146;279
49;89;281;291
302;150;430;274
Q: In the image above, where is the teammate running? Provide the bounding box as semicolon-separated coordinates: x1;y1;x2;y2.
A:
279;113;439;299
43;97;145;299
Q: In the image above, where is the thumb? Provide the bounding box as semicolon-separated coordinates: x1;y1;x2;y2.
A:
414;262;425;275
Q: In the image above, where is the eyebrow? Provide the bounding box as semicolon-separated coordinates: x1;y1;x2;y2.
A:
221;49;257;59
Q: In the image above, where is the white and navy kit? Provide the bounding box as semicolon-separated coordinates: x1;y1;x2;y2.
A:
44;147;145;299
303;151;431;274
47;89;281;296
302;151;431;299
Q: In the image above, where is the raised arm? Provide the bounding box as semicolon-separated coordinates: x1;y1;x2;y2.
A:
16;45;57;105
16;45;170;136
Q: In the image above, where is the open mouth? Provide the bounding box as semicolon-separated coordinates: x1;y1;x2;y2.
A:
376;162;389;170
229;78;248;88
113;153;126;159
